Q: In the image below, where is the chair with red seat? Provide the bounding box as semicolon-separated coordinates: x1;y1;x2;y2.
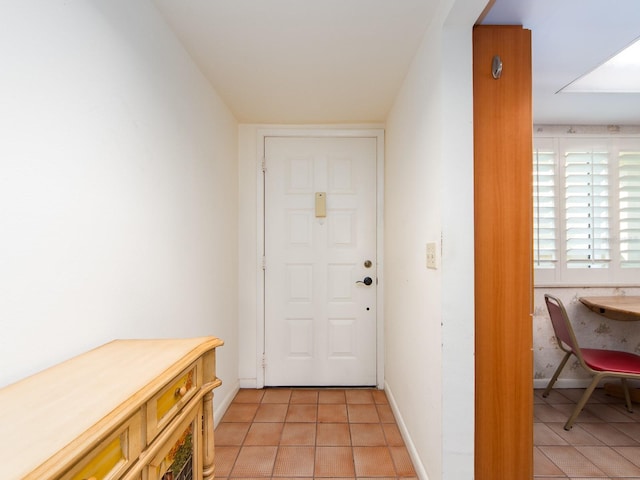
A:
543;293;640;430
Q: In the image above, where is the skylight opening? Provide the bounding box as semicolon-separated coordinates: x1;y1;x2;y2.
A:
560;37;640;93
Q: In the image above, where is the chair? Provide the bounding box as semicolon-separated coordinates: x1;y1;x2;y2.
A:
543;294;640;430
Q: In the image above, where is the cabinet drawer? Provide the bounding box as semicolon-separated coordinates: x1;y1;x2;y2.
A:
147;403;203;480
146;359;202;442
62;413;143;480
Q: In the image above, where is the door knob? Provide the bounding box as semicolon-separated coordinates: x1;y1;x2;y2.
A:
356;276;373;286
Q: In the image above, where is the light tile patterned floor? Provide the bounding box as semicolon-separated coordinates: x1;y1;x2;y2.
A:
214;388;418;479
534;387;640;479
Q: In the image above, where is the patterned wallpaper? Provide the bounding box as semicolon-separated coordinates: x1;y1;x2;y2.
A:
533;287;640;386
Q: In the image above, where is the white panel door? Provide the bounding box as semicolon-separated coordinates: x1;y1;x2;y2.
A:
264;136;377;386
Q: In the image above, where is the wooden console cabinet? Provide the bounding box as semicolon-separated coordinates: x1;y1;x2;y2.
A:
0;336;223;480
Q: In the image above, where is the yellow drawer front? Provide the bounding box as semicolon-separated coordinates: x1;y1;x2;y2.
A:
71;435;123;480
64;414;142;480
147;360;202;442
156;369;194;421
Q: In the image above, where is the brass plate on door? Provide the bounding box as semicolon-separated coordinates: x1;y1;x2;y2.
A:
315;192;326;218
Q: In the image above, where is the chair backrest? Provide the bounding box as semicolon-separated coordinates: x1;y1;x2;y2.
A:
544;294;583;356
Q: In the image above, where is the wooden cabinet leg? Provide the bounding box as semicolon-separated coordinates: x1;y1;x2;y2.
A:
202;390;215;480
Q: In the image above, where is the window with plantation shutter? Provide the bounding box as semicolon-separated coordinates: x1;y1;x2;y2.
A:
564;150;610;268
619;150;640;268
533;148;556;268
533;131;640;286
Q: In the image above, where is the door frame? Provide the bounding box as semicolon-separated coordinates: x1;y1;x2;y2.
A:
256;127;385;388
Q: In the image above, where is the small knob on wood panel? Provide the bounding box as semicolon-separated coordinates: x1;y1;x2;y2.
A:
175;386;187;397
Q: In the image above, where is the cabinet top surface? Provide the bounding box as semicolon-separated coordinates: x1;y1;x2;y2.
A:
0;336;223;480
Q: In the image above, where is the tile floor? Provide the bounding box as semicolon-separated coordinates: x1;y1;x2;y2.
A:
214;388;417;479
215;386;640;479
534;387;640;479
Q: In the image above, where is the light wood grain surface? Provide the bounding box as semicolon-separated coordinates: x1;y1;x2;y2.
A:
0;336;223;480
579;296;640;321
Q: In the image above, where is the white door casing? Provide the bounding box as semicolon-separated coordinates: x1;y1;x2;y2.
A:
263;134;380;386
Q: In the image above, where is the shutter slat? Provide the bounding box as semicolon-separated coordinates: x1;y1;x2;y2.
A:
564;150;610;266
619;150;640;268
533;149;557;268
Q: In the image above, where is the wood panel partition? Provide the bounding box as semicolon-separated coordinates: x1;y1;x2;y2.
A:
473;25;533;478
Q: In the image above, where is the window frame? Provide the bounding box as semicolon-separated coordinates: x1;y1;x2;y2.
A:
533;128;640;287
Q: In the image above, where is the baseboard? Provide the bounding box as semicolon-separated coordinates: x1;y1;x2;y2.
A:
533;378;598;389
213;379;240;428
239;377;258;389
384;381;429;480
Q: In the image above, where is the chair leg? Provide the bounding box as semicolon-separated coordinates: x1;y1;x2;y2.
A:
621;378;633;413
565;375;601;430
543;351;572;398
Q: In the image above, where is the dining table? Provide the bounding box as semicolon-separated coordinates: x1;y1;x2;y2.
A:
579;296;640;322
578;295;640;402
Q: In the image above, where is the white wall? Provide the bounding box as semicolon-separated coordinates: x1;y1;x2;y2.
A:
384;0;486;479
385;19;445;480
440;4;483;478
0;0;239;407
237;125;260;386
